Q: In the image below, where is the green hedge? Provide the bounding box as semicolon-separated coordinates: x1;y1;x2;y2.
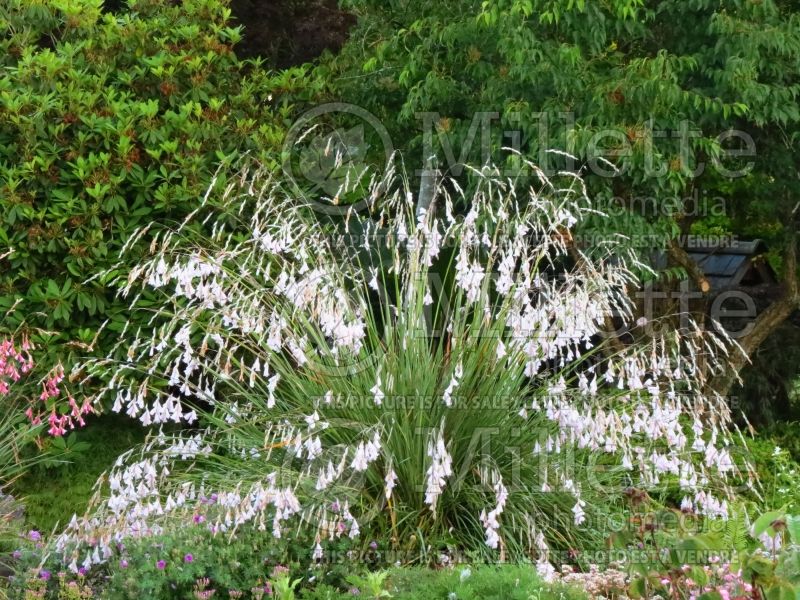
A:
0;0;309;375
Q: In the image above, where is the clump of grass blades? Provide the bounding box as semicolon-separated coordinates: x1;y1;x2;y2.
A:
57;157;747;573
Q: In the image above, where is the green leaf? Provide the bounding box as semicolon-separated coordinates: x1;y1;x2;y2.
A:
748;555;776;577
753;509;787;538
765;583;799;600
628;577;647;599
787;516;800;544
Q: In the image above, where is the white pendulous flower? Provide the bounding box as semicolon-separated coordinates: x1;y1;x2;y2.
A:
370;375;385;406
480;474;508;549
267;373;280;408
572;500;586;526
351;431;381;472
454;251;485;304
442;361;462;407
424;424;453;512
67;157;745;570
312;541;324;561
384;467;398;500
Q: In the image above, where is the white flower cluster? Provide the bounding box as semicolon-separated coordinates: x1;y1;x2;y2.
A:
63;158;748;569
424;423;453;512
479;471;508;549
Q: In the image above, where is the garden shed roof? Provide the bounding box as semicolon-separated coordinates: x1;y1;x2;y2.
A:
652;239;777;290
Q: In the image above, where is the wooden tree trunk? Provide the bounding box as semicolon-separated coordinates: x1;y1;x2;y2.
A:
707;237;799;398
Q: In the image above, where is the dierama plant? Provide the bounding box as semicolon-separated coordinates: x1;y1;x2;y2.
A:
0;333;35;483
57;157;748;574
0;320;55;545
1;298;90;438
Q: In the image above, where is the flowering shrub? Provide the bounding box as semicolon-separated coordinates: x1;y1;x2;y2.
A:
55;158;747;573
559;564;628;598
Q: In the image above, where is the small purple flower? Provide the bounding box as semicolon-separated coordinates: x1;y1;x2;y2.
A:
11;550;21;560
40;569;51;581
330;500;340;512
369;541;378;550
120;559;129;569
157;559;167;570
184;553;194;563
78;567;88;576
28;530;41;542
193;514;205;524
253;582;273;596
349;587;360;596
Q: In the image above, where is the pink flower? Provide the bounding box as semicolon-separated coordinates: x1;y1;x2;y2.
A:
270;565;289;578
157;560;166;570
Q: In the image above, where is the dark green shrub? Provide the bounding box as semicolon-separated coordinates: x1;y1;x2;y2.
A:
0;0;311;381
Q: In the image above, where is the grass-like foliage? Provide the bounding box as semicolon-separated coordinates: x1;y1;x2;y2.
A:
57;158;747;572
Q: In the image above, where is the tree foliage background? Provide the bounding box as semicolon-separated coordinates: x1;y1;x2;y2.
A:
318;0;800;404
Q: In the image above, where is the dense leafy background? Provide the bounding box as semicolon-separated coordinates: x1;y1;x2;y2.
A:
0;0;311;374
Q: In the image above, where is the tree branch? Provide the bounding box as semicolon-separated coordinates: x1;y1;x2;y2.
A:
668;239;711;294
709;235;800;397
